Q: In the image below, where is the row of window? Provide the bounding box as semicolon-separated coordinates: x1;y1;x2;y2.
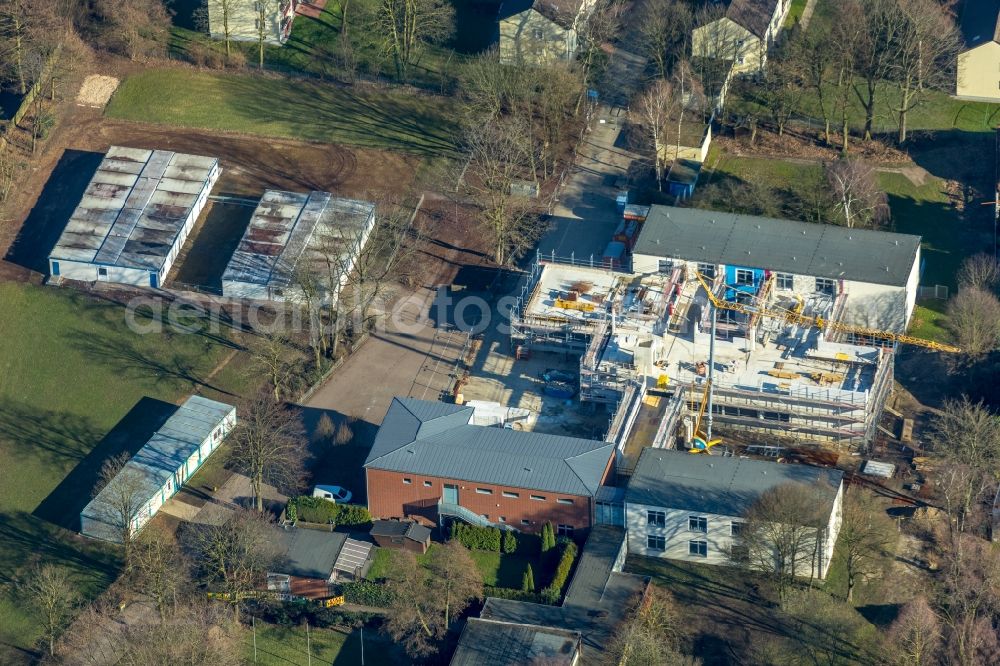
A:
402;478;574;504
654;262;839;296
482;515;575;535
646;510;743;536
645;535;749;561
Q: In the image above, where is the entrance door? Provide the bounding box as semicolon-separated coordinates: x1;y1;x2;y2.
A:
443;484;458;504
149;272;159;288
51;261;60;276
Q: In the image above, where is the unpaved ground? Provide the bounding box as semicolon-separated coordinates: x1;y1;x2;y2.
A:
75;74;119;108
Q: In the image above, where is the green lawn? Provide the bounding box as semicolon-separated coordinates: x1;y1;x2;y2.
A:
784;0;809;27
0;283;248;658
247;621;401;665
105;68;459;156
366;543;542;589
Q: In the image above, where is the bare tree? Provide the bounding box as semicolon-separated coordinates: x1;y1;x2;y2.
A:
946;287;1000;359
94;0;171;61
837;489;894;602
461;117;539;265
759;48;804;138
93;451;148;561
884;596;942;666
18;563;79;657
637;0;694;80
789;23;836;145
825;158;890;228
183;508;284;616
849;0;898;140
885;0;961;144
253;0;279;69
384;543;480;657
741;482;834;605
0;0;57;95
829;0;864;150
248;332;300;402
957;253;1000;293
207;0;246;58
128;525;190;620
605;585;692;665
634;79;677;190
577;0;623;88
937;535;1000;666
375;0;454;81
229;393;308;512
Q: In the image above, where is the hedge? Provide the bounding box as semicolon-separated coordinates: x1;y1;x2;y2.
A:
341;580;394;607
287;496;371;526
541;541;578;601
451;523;502;551
483;585;556;605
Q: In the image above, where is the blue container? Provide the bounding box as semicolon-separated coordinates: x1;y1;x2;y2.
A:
615;190;630;215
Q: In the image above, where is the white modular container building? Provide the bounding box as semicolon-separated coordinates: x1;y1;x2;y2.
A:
80;395;236;543
48;146;220;288
221;190;377;303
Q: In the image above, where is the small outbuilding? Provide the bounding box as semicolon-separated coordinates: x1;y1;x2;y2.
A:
267;527;374;598
80;395;236;542
221;190;376;303
370;519;433;554
48;146;220;288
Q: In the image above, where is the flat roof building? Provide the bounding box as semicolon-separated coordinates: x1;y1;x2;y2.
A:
221;190;377;303
48;146;220;288
80;395;236;543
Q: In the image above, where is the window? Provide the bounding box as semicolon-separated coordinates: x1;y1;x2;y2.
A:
557;524;574;537
775;273;794;290
697;263;717;279
521;519;532;526
530;494;546;501
557;498;574;505
735;269;755;286
533;28;544;39
403;478;412;484
254;19;261;30
731;544;750;562
647;534;666;551
499;516;506;523
815;277;837;295
647;510;666;527
658;259;673;273
689;540;708;557
476;488;493;495
502;491;519;499
731;522;745;538
689;516;707;533
423;481;432;487
98;267;108;277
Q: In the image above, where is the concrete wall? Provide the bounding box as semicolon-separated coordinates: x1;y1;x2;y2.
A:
365;467;602;533
208;0;295;45
658;122;713;164
958;42;1000;102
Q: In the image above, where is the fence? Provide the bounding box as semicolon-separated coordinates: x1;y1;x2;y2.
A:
918;284;949;300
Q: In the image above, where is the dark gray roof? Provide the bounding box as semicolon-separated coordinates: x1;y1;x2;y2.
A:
726;0;781;38
365;398;614;497
450;619;581;666
626;449;844;517
633;206;921;287
499;0;586;28
370;519;432;542
563;525;626;607
959;0;1000;48
272;527;347;579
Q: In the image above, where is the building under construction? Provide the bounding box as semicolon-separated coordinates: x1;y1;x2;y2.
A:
510;206;934;452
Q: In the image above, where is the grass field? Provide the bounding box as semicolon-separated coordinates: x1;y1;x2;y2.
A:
366;543;542;589
0;283;248;658
784;0;809;27
247;621;401;665
105;69;459;156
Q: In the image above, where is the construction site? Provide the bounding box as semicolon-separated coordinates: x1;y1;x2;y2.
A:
508;206;957;461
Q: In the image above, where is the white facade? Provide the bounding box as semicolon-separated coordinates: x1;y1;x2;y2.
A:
208;0;297;46
626;480;843;579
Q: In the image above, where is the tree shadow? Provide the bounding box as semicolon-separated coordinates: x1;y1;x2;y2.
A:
4;149;104;274
32;397;179;530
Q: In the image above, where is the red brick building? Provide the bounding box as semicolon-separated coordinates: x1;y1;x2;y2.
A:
364;398;616;537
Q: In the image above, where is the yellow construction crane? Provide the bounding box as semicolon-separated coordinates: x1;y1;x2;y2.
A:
689;378;723;454
692;272;961;353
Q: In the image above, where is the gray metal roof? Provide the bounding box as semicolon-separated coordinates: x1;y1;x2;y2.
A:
633;206;921;287
562;525;626;608
50;146;219;271
81;396;235;534
727;0;781;38
221;190;376;291
625;448;844;517
273;527;347;579
365;398;613;497
334;538;373;575
450;618;581;666
370;519;432;542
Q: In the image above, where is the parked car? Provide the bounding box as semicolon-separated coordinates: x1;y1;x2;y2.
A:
313;485;352;504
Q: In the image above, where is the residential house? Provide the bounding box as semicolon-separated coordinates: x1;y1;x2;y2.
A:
957;0;1000;101
370;519;433;554
48;146;220;288
625;448;844;579
80;396;236;542
692;0;791;74
364;397;615;536
266;527;373;599
498;0;597;65
461;526;651;664
208;0;298;46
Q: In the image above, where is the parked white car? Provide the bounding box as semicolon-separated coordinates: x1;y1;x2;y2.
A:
312;485;352;504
